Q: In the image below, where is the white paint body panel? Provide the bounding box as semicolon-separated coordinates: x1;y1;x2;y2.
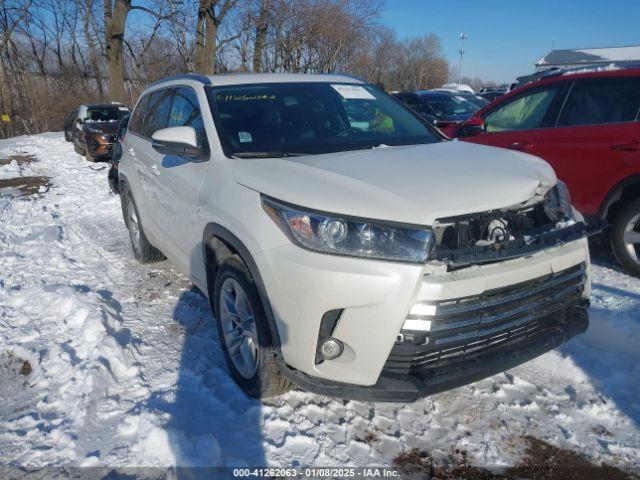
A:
233;141;556;225
152;126;198;148
118;73;591;387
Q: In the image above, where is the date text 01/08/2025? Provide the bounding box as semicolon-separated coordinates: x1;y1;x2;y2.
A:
232;467;401;478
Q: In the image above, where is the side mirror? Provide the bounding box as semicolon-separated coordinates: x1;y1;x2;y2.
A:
464;117;485;134
151;126;209;161
434;120;452;129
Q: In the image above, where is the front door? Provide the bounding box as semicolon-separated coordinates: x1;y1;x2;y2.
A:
464;81;567;154
148;86;210;273
133;88;174;238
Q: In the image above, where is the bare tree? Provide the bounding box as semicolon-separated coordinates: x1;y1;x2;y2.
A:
194;0;237;74
251;0;270;72
103;0;174;102
77;0;104;97
0;0;33;51
0;0;479;138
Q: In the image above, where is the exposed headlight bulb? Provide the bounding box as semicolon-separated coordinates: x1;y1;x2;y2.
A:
319;218;347;247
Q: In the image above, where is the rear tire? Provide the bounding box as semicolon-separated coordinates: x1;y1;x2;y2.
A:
611;197;640;278
73;139;84;155
213;255;291;399
121;187;165;264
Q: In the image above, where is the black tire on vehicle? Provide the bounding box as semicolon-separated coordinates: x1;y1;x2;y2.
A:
120;187;165;263
213;255;291;399
611;197;640;278
73;139;84;155
108;167;120;195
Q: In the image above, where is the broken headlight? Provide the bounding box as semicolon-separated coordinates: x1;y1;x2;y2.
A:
543;180;574;222
262;196;434;263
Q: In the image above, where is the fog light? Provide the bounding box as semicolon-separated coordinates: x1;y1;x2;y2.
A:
320;338;343;360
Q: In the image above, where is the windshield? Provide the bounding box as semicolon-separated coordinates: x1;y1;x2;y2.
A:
420;94;480;118
465;95;490;108
86;107;121;122
207;82;440;157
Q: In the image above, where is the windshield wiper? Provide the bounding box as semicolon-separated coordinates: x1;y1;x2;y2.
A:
232;151;308;159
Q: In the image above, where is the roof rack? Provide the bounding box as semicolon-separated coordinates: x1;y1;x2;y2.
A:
147;73;212;89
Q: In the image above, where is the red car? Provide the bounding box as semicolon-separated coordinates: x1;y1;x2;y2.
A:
446;67;640;276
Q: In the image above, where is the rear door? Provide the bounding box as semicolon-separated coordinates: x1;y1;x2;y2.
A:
148;86;210;271
526;76;640;215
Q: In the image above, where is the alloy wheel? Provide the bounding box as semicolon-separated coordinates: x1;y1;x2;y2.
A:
623;212;640;264
219;277;259;379
127;196;141;255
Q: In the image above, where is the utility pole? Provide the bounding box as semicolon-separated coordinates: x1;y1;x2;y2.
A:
458;33;467;84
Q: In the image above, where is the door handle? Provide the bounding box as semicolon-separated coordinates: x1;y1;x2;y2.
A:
611;141;640;151
150;162;160;176
508;142;533;151
128;147;136;157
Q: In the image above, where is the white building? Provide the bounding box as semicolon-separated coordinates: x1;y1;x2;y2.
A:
535;45;640;72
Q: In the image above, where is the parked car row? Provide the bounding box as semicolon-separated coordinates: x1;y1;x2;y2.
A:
96;72;598;402
64;67;636;401
64;103;130;162
393;90;483;130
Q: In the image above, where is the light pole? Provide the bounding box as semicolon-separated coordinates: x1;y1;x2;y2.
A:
458;33;467;84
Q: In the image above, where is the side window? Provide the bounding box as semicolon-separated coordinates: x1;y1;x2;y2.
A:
404;96;428;115
484;85;560;133
557;77;640;127
143;89;173;138
167;87;207;147
117;113;130;140
129;95;149;135
343;99;395;134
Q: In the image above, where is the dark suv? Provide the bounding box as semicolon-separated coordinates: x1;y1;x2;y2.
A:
71;103;130;162
394;90;481;131
447;68;640;276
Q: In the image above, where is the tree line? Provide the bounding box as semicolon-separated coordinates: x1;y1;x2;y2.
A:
0;0;455;137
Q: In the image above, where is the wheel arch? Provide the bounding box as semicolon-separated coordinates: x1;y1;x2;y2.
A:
202;223;282;351
118;172;129;189
597;174;640;222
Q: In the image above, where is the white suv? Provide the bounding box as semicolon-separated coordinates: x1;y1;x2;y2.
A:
118;73;593;401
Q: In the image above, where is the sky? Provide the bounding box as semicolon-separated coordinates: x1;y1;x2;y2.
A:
381;0;640;84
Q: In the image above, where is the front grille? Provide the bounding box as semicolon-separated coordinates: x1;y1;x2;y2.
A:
384;263;586;375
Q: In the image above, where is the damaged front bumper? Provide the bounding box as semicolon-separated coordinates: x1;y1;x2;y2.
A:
85;133;116;159
260;229;592;401
278;302;588;402
280;255;591;402
432;221;603;268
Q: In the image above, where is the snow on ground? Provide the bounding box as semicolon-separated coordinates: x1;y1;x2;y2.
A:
0;133;639;472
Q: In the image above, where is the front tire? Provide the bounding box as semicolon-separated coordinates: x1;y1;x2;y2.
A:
213;256;291;399
73;138;84;155
611;198;640;277
121;188;165;263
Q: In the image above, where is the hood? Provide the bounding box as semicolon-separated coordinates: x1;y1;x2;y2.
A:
83;122;118;134
233;141;556;225
436;113;473;123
